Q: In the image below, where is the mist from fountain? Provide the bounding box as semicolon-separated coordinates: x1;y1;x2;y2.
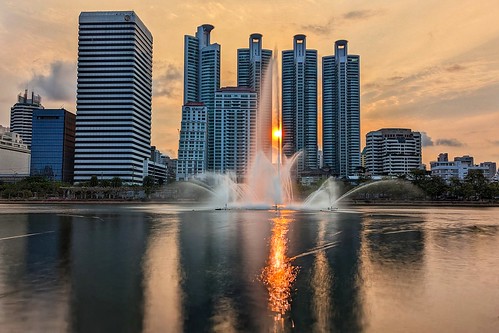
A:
178;49;420;211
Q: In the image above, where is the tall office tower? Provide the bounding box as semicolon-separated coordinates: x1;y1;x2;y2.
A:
183;24;220;171
213;87;257;181
237;34;273;158
10;90;44;148
31;109;76;183
282;35;318;174
323;40;360;177
74;11;153;185
176;103;208;181
365;128;422;176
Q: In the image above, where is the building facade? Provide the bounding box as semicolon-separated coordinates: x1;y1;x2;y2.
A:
10;90;43;148
213;87;257;180
365;128;422;176
430;154;491;181
237;34;273;158
282;35;318;175
322;40;360;177
30;109;76;183
0;125;30;181
74;11;153;185
176;103;208;181
184;24;220;171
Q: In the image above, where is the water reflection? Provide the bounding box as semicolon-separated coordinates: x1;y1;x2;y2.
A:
143;215;183;333
310;218;333;333
1;206;498;332
261;212;297;331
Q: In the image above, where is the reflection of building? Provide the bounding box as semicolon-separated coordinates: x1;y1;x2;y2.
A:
430;154;494;181
238;34;273;158
213;87;257;180
184;24;220;171
177;103;207;181
70;212;149;332
0;125;30;181
322;40;360;177
282;35;318;175
30;108;76;183
74;11;153;185
365;128;422;176
10;90;43;148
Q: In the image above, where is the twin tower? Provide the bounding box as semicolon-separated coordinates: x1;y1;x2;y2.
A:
177;25;360;181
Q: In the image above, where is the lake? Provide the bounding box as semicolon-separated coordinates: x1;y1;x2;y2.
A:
0;204;498;332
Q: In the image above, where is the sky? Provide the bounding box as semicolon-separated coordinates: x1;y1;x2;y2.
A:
1;0;498;165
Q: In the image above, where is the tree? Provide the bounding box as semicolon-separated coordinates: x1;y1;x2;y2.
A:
143;176;155;198
464;170;489;200
424;176;448;200
111;177;122;188
89;175;99;187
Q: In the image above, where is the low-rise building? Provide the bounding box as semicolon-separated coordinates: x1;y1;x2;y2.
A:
0;125;30;181
430;154;492;181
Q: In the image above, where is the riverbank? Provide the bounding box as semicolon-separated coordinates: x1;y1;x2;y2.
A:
1;198;498;207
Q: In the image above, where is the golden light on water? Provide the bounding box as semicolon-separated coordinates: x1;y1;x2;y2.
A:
261;214;298;318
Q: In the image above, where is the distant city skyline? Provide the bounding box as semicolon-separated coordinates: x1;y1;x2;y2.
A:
1;1;498;166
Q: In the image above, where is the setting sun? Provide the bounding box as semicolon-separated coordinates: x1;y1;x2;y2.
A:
273;129;282;138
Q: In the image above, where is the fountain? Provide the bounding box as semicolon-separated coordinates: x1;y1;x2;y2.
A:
172;48;421;211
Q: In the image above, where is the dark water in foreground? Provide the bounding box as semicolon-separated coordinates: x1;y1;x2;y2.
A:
0;204;498;332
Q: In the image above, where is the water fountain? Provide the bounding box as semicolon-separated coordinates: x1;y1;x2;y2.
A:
172;49;420;211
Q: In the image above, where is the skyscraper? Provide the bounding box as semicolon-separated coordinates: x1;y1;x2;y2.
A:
176;103;208;181
282;35;318;174
74;11;153;185
10;90;43;148
31;108;76;183
237;34;272;158
183;24;220;171
213;87;257;180
322;40;360;177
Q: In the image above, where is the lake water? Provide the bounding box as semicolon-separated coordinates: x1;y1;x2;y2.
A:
0;204;498;332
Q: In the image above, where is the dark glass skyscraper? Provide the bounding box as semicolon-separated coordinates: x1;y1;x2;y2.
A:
322;40;360;177
282;35;318;174
74;11;153;185
31;109;76;183
237;34;272;159
183;25;220;171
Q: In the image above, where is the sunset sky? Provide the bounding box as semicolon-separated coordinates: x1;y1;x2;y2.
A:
1;0;498;165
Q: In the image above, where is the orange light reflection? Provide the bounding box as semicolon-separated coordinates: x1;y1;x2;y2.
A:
261;214;298;318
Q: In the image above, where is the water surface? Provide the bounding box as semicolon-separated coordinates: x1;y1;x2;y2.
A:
0;204;498;332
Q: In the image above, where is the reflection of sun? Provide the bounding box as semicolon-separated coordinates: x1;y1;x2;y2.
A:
261;214;298;318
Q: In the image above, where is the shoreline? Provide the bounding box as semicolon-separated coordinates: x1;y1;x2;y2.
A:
0;199;498;208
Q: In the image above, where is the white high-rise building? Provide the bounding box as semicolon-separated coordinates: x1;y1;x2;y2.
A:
213;87;257;181
183;24;220;171
282;35;318;175
176;103;208;181
365;128;422;176
237;34;272;158
10;90;43;148
323;40;360;177
74;11;153;185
